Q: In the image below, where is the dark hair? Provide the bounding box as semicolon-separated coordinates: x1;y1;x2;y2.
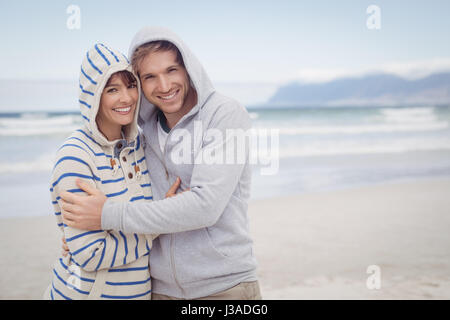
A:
106;70;137;87
131;40;185;75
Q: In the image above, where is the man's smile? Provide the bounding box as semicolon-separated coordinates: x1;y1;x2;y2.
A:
158;89;180;101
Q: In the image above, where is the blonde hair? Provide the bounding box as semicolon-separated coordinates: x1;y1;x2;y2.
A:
131;40;185;76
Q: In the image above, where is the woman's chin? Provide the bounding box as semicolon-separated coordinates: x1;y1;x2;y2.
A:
113;114;135;127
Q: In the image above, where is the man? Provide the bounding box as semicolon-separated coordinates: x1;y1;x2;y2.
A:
61;26;260;300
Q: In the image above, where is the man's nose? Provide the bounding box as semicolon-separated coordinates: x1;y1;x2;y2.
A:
157;75;170;92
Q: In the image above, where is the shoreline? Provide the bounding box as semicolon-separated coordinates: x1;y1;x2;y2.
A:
1;176;450;299
2;172;450;220
252;173;450;201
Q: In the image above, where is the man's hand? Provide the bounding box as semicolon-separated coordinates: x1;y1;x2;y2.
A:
60;179;106;231
60;178;187;231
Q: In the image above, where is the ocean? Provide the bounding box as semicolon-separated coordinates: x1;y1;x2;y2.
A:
1;105;450;218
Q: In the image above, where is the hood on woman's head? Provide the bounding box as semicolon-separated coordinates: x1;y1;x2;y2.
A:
78;43;141;146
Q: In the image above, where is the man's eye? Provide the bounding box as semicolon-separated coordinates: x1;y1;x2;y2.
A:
129;83;137;88
145;75;154;80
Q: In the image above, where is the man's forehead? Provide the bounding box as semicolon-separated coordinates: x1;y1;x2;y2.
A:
141;50;178;68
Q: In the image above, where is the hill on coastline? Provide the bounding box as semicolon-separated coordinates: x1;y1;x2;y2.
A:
268;72;450;107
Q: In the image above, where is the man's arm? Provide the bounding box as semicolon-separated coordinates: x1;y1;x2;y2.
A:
103;102;251;234
63;102;251;234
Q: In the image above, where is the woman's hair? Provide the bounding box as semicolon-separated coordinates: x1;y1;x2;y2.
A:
131;40;185;76
105;70;137;87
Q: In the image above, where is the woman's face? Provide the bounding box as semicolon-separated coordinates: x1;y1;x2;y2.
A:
97;73;138;129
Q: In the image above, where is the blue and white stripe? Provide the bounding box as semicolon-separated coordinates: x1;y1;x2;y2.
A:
46;42;153;299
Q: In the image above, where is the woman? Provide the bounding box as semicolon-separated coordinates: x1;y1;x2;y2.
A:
44;43;162;300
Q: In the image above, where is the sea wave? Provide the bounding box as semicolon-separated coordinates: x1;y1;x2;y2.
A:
274;138;450;158
0;114;81;136
0;153;54;174
381;107;438;124
249;112;259;120
253;121;449;135
3;138;450;174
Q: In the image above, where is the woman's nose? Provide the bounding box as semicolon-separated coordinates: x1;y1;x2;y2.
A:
119;90;134;104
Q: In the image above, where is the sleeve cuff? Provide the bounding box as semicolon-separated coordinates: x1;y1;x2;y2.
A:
101;199;123;231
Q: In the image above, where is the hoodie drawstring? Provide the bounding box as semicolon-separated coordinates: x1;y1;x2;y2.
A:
110;146;119;176
133;144;142;180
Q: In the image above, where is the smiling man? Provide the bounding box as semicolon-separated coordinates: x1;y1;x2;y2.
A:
136;40;197;129
60;26;261;300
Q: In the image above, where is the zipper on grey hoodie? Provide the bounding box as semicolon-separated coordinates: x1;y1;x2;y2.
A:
157;105;200;297
160;119;185;296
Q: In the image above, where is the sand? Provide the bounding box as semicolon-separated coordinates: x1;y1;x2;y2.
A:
1;177;449;299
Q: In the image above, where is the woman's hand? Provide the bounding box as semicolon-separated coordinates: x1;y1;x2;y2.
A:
165;177;190;198
61;235;69;257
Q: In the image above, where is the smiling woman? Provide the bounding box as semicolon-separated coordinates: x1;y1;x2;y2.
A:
96;70;138;141
43;43;158;300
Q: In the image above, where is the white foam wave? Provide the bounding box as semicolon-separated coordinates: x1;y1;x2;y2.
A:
254;121;449;135
0;126;80;136
249;112;259;120
381;107;438;124
275;139;450;158
3;137;450;174
0;115;76;127
0;115;81;136
0;153;54;174
381;106;434;117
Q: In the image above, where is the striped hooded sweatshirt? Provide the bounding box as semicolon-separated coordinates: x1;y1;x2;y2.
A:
43;44;156;300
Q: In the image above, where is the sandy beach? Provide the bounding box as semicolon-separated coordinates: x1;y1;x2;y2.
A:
1;177;449;300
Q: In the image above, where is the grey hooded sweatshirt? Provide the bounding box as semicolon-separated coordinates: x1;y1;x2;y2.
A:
102;26;258;299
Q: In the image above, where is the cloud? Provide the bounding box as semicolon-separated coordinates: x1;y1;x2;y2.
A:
380;58;450;79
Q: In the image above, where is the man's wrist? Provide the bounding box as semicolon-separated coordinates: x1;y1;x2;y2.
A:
101;199;123;231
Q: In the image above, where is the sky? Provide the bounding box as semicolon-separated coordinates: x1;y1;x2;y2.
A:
0;0;449;109
1;0;450;82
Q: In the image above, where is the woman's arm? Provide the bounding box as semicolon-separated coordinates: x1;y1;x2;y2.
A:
51;145;151;272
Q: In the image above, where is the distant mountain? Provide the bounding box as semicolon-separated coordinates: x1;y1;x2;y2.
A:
268;72;450;107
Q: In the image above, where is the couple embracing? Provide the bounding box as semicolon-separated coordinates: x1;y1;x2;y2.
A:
44;26;260;300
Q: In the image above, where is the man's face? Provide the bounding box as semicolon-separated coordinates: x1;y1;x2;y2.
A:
138;49;192;117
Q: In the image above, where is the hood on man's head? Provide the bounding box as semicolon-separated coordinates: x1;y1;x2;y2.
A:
78;43;141;146
128;26;215;124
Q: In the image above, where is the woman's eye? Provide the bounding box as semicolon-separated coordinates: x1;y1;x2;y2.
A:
107;88;117;93
129;83;137;89
168;68;177;73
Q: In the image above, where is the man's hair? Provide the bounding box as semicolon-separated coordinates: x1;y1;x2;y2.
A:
131;40;185;76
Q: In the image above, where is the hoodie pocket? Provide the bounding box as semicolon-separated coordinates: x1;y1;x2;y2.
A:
172;229;234;284
204;227;231;260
